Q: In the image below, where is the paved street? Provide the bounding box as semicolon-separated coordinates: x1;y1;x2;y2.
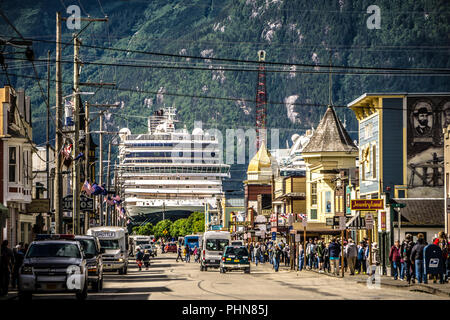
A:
5;251;448;300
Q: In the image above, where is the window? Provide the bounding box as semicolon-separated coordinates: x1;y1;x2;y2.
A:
311;182;317;205
9;147;16;182
310;209;317;220
372;144;377;179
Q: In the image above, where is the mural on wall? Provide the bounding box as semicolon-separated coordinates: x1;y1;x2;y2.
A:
407;96;450;197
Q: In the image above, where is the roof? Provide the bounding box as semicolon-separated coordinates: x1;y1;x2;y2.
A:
302;106;358;153
391;199;444;227
247;141;272;173
347;92;450;107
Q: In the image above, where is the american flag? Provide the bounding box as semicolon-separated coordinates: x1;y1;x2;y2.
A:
104;196;114;205
298;213;307;221
62;144;72;160
81;180;93;196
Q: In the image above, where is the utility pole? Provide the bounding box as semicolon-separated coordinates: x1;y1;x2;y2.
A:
46;50;50;208
106;142;112;226
54;12;62;233
84;101;90;232
99;113;104;226
113;161;118;226
72;36;81;235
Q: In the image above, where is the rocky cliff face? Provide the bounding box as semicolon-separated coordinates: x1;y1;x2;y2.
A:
1;0;449;146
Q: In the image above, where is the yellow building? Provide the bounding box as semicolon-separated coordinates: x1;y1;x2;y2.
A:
302;106;358;234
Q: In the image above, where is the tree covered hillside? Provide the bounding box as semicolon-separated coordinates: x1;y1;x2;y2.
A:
1;0;449;150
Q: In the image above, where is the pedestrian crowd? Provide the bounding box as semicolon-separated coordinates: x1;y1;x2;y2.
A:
389;232;449;284
0;240;28;296
176;244;201;263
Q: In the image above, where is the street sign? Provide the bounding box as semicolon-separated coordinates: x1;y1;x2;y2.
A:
365;213;374;229
391;203;406;208
351;199;384;210
271;232;276;240
339;216;346;230
379;211;386;232
26;199;50;213
295;234;301;242
50;222;56;234
302;216;307;227
326;218;334;226
63;195;94;212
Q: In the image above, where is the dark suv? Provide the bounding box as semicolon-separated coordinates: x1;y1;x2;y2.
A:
18;234;88;300
220;246;250;274
74;235;104;292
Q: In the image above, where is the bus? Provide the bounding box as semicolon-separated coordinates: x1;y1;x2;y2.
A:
184;234;201;251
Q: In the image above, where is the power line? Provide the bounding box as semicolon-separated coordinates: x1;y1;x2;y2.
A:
2;71;447;113
6;56;450;76
7;37;450;73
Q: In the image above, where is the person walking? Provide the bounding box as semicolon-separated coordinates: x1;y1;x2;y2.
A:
0;240;15;296
135;248;144;271
316;240;325;272
249;242;254;263
11;243;24;289
345;238;358;275
411;233;428;284
401;234;415;284
433;232;448;284
185;246;191;263
273;245;281;272
283;244;289;267
389;240;402;280
254;243;261;266
357;241;367;275
323;243;330;273
176;245;184;262
143;249;151;270
329;238;341;276
298;242;304;271
193;246;199;263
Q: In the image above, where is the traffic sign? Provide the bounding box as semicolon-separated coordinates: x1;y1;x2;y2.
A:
365;213;374;229
339;216;346;230
391;203;406;208
63;195;94;212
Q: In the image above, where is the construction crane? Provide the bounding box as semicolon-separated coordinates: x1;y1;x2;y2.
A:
255;50;267;150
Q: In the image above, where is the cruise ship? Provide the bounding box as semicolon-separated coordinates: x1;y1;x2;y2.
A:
118;107;230;223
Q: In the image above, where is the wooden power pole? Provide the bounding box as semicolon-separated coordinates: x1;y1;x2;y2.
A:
72;36;81;235
54;12;63;233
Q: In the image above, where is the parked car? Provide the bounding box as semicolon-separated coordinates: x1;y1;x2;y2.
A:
18;234;88;300
139;244;157;257
164;242;177;253
74;235;104;292
220;245;250;274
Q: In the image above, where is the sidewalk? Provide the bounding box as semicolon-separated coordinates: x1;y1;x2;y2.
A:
251;260;450;298
0;288;18;301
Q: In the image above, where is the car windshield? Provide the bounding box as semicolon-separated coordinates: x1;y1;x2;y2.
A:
99;239;119;250
225;247;248;257
78;239;97;256
206;239;229;251
27;243;81;258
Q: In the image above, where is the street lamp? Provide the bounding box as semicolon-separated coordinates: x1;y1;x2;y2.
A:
391;203;406;241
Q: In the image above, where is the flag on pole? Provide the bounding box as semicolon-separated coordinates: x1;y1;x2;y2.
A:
81;180;93;196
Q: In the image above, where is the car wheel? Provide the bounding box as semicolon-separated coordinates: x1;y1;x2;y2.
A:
245;268;250;274
76;282;88;300
123;266;128;275
118;268;123;275
18;291;32;301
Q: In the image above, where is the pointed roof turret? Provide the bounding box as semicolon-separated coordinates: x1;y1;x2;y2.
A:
247;141;272;174
302;106;357;153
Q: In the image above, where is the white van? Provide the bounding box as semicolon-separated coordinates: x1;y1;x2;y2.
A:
132;235;152;255
200;231;231;271
87;227;129;274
